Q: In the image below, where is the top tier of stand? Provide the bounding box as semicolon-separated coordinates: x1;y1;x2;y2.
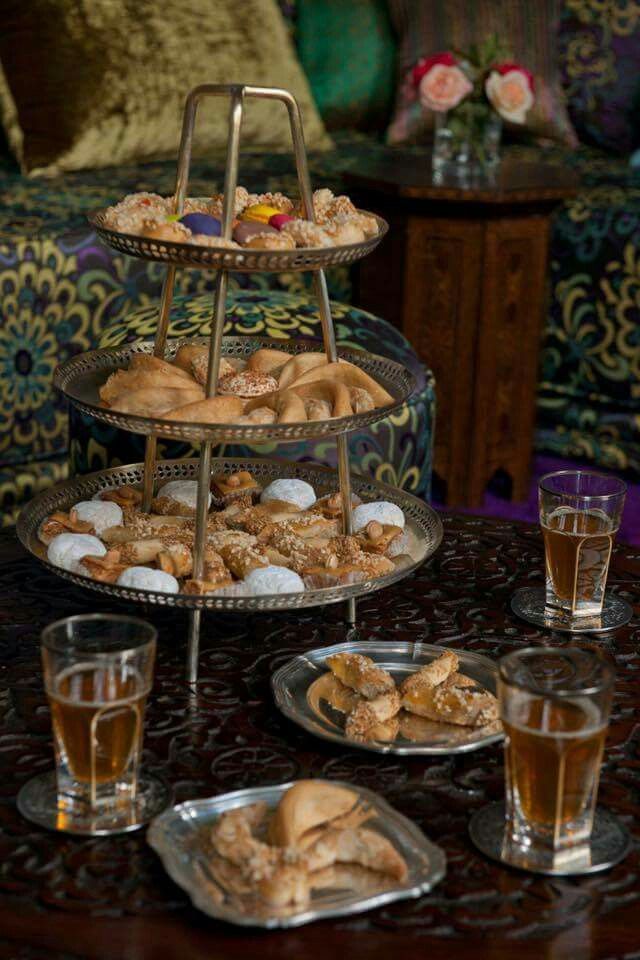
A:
88;210;388;273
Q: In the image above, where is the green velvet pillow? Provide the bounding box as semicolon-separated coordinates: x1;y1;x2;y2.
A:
297;0;396;132
0;0;331;177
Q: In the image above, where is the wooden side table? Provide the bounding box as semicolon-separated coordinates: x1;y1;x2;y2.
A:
345;158;577;507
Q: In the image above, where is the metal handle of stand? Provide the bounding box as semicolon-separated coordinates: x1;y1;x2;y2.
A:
136;82;357;677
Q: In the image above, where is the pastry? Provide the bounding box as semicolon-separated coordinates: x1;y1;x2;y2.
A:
260;479;316;510
303;553;394;589
240;203;282;224
268;780;358;848
215;539;269;579
304;826;407;881
269;213;295;230
92;485;142;509
172;344;235;385
345;690;401;742
243;387;307;423
105;385;204;417
209;186;252;218
276;352;331;390
351;501;405;532
349;386;375;413
152;479;211;516
99;365;196;407
144;221;191;243
314;492;362;519
71;500;123;536
243;565;304;595
211;470;261;507
37;510;94;545
80;550;128;583
402;673;499;728
218;370;279;399
287;360;394;407
162;394;244;423
232;221;279;245
281;219;333;248
290;380;354;419
326;653;395;700
116;566;179;593
323;218;365;246
244;231;296;250
103;192;171;233
236;406;278;425
400;650;458;698
47;533;106;574
356;520;404;556
156;542;192;578
246;348;291;378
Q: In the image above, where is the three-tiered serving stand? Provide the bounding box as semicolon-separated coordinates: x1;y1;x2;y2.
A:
18;85;443;682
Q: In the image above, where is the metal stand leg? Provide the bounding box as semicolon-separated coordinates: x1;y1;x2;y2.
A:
187;609;201;684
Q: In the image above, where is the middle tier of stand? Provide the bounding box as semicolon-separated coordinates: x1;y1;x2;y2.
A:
55;336;416;444
17;456;443;613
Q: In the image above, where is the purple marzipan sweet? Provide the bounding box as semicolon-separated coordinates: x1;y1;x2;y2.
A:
232;221;279;244
179;213;222;236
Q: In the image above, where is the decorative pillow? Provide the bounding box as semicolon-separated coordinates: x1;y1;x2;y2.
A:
559;0;640;155
0;0;331;177
386;0;577;146
296;0;397;132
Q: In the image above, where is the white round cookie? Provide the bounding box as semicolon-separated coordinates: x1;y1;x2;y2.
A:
260;479;316;510
352;501;405;531
72;500;123;535
158;479;211;511
117;566;179;593
244;565;305;595
47;533;106;573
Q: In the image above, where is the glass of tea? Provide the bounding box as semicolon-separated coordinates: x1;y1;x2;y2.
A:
499;646;614;870
19;613;169;835
539;470;626;619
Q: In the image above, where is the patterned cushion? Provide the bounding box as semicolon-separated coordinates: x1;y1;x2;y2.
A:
559;0;640;155
69;291;435;500
386;0;577;146
296;0;396;132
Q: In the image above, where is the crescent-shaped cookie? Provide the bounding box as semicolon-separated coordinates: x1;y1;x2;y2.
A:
268;780;358;848
287;361;394;407
105;385;204;417
246;348;291;377
100;367;199;406
287;380;354;420
162;395;244;423
244;389;307;423
277;352;331;390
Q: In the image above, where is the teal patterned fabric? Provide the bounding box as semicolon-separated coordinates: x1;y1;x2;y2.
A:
69;291;435;501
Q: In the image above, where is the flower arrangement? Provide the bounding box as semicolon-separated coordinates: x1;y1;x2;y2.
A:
409;36;535;169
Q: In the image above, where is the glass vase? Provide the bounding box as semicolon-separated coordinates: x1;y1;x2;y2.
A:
432;106;502;175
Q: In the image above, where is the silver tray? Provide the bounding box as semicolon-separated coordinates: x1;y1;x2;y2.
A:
54;337;416;444
89;209;388;273
16;457;443;612
272;641;503;755
147;779;446;928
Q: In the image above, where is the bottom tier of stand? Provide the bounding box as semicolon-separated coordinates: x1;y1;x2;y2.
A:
17;457;442;612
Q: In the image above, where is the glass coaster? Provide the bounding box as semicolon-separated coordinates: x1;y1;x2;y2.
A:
469;801;630;876
17;770;172;836
511;587;633;634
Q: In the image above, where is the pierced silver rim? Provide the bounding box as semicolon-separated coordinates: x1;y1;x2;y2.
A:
54;337;417;443
17;457;443;612
88;209;388;273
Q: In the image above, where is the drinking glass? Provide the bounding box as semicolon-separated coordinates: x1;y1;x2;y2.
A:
539;470;626;619
499;646;614;870
19;614;169;835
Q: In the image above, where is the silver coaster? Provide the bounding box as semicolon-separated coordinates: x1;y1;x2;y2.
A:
18;770;172;836
469;801;630;876
511;587;633;634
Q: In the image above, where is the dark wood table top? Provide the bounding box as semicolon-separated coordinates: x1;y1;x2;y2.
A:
0;515;638;960
344;157;579;205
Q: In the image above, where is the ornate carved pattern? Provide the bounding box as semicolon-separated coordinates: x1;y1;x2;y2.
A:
0;516;638;951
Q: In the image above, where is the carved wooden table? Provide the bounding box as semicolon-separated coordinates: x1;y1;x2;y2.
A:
0;513;638;960
345;158;578;508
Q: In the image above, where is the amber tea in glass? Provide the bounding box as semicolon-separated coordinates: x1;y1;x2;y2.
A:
539;471;626;618
42;614;156;813
499;647;613;868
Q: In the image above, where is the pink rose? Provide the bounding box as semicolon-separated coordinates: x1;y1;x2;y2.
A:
485;64;535;124
417;56;473;113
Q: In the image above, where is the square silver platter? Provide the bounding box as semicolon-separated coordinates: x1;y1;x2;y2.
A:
146;779;446;929
16;457;443;613
271;640;502;755
88;208;388;273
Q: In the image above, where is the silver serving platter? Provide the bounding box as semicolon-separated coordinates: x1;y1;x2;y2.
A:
272;640;503;755
54;336;416;444
16;457;443;612
88;209;388;273
147;779;446;928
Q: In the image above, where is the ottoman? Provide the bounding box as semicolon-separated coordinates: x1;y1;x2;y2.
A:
69;290;436;499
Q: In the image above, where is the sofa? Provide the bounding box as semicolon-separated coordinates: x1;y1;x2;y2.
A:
1;0;639;524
